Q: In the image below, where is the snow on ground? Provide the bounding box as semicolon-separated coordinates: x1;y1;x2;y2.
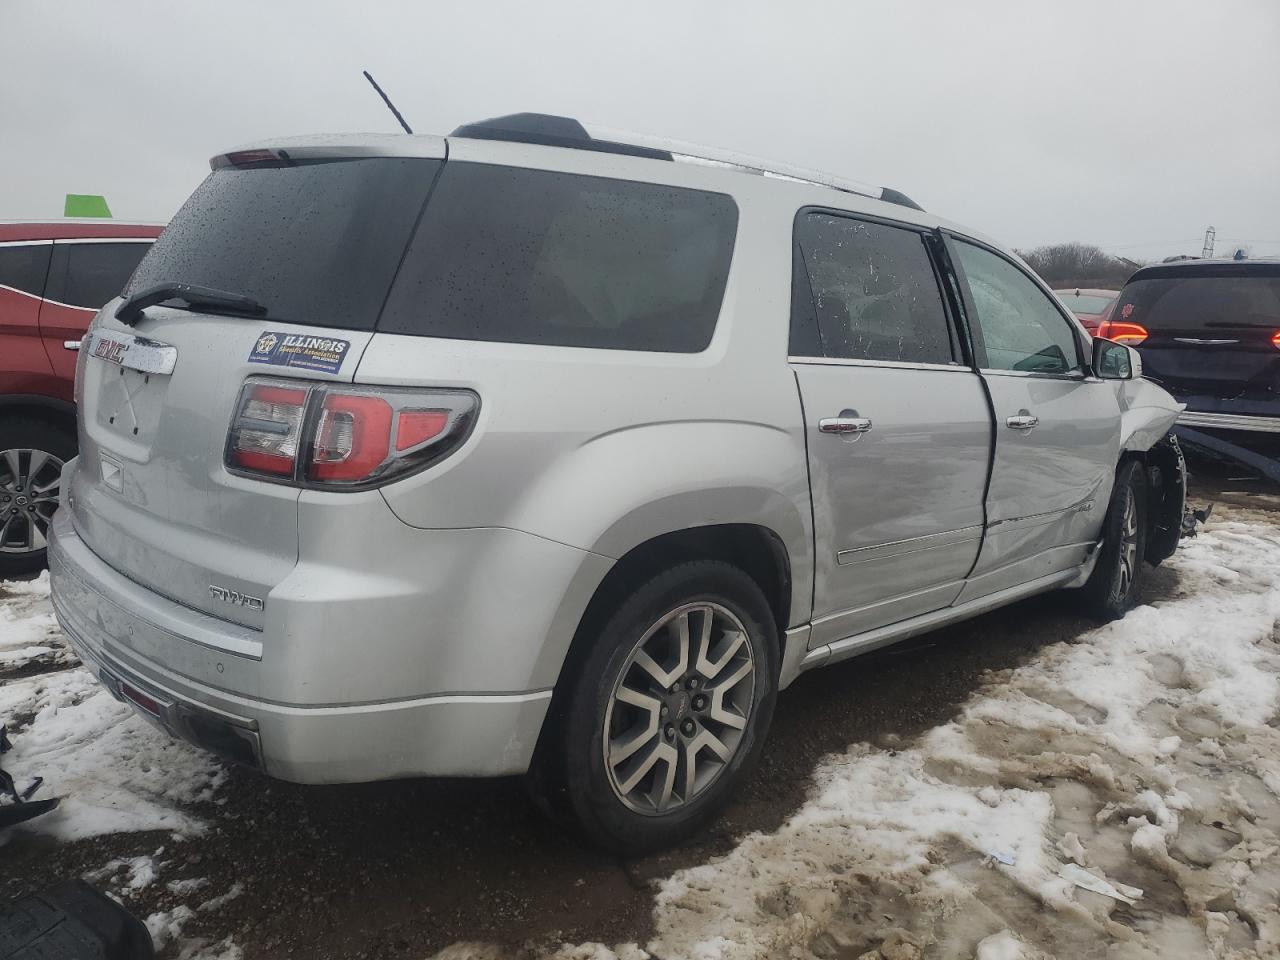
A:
0;572;61;666
5;508;1280;959
641;513;1280;960
431;508;1280;960
1;576;237;955
0;575;225;843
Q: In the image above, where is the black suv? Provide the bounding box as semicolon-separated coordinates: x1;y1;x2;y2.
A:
1107;259;1280;481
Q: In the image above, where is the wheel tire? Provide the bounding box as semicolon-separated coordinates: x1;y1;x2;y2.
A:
1081;459;1148;621
0;417;76;578
536;560;779;855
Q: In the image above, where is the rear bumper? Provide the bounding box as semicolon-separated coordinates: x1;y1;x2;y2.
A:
48;508;605;783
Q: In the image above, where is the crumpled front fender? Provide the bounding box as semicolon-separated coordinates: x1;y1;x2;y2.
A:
1111;377;1185;565
1118;377;1183;453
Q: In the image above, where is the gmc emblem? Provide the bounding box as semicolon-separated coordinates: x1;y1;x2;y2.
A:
93;336;129;365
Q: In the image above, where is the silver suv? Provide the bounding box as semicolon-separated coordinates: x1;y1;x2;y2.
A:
48;115;1185;852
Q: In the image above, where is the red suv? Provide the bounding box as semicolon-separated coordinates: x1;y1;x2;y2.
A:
1;220;164;574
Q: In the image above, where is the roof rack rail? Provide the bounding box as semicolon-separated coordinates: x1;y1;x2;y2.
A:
449;113;924;212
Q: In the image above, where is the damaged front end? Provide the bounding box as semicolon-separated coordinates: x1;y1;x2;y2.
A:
1112;375;1209;561
1144;433;1189;565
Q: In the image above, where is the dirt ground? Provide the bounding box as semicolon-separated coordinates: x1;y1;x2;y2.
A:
2;471;1275;959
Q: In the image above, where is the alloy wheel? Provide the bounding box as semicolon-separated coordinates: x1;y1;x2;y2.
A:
1115;485;1139;600
0;448;64;555
603;601;756;815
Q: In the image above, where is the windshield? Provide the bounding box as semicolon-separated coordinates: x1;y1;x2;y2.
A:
1115;274;1280;331
1056;292;1115;315
127;157;439;330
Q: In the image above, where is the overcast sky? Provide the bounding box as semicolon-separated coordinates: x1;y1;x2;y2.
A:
4;0;1278;262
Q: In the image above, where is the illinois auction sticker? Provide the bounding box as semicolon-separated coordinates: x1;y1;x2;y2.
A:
248;331;350;375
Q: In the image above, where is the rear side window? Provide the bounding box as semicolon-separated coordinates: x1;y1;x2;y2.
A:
380;163;738;352
1115;273;1280;332
46;242;150;309
954;240;1082;376
792;213;954;364
0;243;52;298
129;158;440;330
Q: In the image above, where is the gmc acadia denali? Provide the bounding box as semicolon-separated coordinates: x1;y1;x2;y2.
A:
48;115;1186;852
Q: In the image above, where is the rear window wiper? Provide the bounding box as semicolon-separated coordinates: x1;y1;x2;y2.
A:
116;282;267;326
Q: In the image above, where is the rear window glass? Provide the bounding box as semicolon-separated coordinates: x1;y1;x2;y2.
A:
1116;274;1280;331
128;158;440;330
47;241;151;309
1056;292;1115;315
380;163;738;352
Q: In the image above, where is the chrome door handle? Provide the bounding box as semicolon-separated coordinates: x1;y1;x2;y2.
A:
63;339;82;352
819;416;873;436
1006;413;1039;430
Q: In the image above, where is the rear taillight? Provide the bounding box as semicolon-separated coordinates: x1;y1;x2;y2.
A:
310;393;394;483
1096;321;1149;346
228;382;307;477
1272;331;1280;350
226;377;477;489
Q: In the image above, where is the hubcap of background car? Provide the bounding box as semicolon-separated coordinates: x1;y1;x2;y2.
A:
1115;486;1139;599
0;449;64;555
603;602;756;815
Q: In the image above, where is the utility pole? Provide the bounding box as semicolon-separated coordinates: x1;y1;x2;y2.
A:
1202;226;1215;259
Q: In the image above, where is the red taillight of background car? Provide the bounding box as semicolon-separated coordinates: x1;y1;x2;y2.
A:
226;377;478;488
1272;331;1280;350
1096;321;1149;346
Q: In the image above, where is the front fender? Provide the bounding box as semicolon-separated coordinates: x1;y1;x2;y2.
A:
1118;377;1183;453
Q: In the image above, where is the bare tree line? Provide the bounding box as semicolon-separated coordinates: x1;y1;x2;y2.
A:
1016;242;1142;289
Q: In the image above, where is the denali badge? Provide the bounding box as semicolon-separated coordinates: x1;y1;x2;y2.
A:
209;585;265;611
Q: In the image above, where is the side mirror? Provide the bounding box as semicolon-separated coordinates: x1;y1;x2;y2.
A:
1092;337;1142;380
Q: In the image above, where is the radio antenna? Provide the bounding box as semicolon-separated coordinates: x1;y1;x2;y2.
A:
362;70;413;134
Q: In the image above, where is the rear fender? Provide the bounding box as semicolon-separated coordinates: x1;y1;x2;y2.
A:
509;420;814;627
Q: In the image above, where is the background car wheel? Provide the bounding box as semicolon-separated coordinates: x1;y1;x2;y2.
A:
542;560;779;855
0;417;75;578
1081;458;1148;621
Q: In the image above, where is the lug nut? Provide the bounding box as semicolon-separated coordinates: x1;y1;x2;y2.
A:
681;719;696;736
687;676;700;690
692;695;707;711
670;684;680;694
664;724;676;741
660;705;669;719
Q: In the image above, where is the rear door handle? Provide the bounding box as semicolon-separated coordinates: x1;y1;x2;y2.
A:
819;415;873;436
1006;413;1039;430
